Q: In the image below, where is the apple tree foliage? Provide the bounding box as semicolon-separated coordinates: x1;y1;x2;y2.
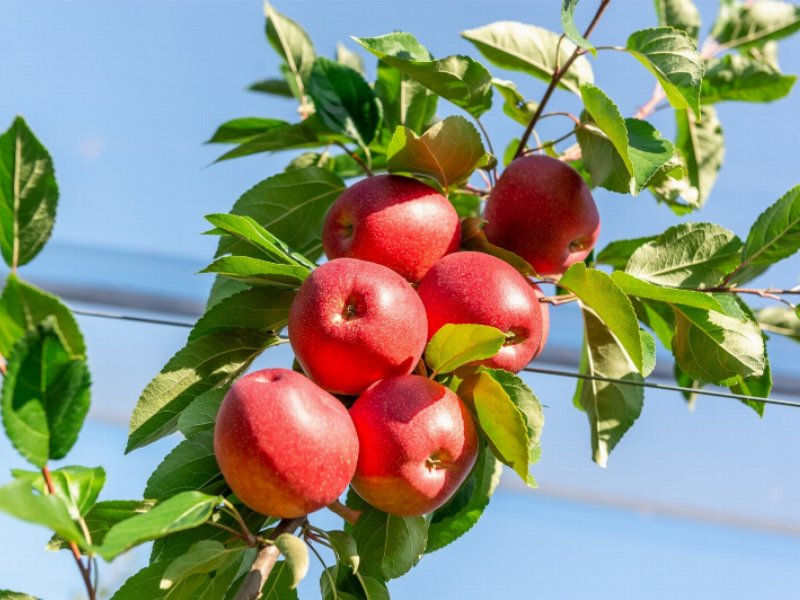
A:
1;0;800;598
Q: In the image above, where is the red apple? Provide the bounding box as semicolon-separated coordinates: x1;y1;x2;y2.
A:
483;155;600;276
349;375;479;516
214;368;358;518
322;174;461;282
417;251;544;373
531;284;550;359
288;257;428;395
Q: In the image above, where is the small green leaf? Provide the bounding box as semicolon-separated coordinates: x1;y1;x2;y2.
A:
98;491;222;561
740;185;800;269
327;530;359;573
265;2;316;89
320;566;389;600
274;533;310;589
424;323;507;376
757;306;800;342
559;264;645;374
386;116;487;192
160;540;241;590
127;329;277;452
0;479;86;547
207;118;288;144
354;33;493;118
562;0;596;55
249;78;294;97
145;431;225;501
189;287;294;343
0;592;39;599
0;274;85;357
201;256;310;288
491;79;537;126
177;388;227;437
0;117;59;269
574;306;644;467
2;321;90;466
307;57;382;147
640;329;657;377
352;506;427;581
702;54;796;103
711;0;800;50
675;106;724;206
595;235;657;269
12;466;104;520
447;191;482;219
336;43;365;75
632;297;677;348
426;444;502;553
611;271;724;311
49;500;155;550
647;153;701;214
625;27;703;117
375;61;438;135
655;0;702;39
461;21;594;95
625;222;742;287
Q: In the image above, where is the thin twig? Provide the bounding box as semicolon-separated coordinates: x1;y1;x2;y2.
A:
539;111;582;127
334;142;373;177
474;117;498;184
522;125;584;156
539;293;578;306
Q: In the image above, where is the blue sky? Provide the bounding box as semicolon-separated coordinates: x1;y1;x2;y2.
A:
1;1;799;598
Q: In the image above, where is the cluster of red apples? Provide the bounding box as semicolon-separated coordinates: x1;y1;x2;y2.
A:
214;156;600;519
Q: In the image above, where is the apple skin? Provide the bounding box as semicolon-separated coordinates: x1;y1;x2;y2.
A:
531;284;550;359
416;251;545;373
288;257;428;395
483;155;600;277
214;368;358;518
349;375;479;516
322;174;461;282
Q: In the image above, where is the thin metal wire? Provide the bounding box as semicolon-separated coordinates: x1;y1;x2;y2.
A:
70;307;800;408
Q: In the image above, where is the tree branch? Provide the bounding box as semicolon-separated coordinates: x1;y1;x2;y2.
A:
234;517;306;600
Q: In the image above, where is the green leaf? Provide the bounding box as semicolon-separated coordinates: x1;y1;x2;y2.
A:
625;222;742;287
215;116;347;162
711;0;800;50
640;329;657;377
674;106;724;206
0;273;85;358
458;369;543;486
655;0;702;39
386;116;487;192
375;61;438;135
207;118;289;144
256;560;298;600
216;167;345;262
177;388;227;437
145;431;225;501
127;329;276;452
757;306;800;342
201;256;310;289
98;491;222;561
336;43;365;75
160;540;243;590
307;57;382;147
0;592;39;599
632;297;677;348
562;0;596;55
577;84;674;194
426;444;502;553
424;323;507;376
320;566;389;600
574;306;645;467
0;117;59;269
448;191;482;219
0;479;86;546
49;500;155;550
12;466;104;520
672;304;765;384
109;559;219;600
265;2;316;90
327;530;359;573
702;54;796;103
354;32;493;118
625;27;703;117
461;21;594;95
189;288;294;343
596;235;657;269
491;79;537;126
560;264;645;374
647;153;701;214
2;321;90;466
611;271;723;311
740;185;800;270
353;506;427;581
249;78;294;97
273;533;309;589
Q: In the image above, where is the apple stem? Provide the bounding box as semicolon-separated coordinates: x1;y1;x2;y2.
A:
234;517;306;600
326;499;362;526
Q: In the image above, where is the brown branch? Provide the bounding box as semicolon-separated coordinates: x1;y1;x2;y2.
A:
42;466;96;600
234;517;306;600
327;499;362;526
334;142;373;177
514;0;612;159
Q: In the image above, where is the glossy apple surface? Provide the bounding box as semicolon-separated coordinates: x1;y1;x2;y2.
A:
214;368;358;518
483;155;600;276
349;375;479;516
288;257;428;395
323;174;461;282
417;251;545;372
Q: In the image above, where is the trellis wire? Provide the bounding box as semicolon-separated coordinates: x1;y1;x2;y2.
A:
71;307;800;409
